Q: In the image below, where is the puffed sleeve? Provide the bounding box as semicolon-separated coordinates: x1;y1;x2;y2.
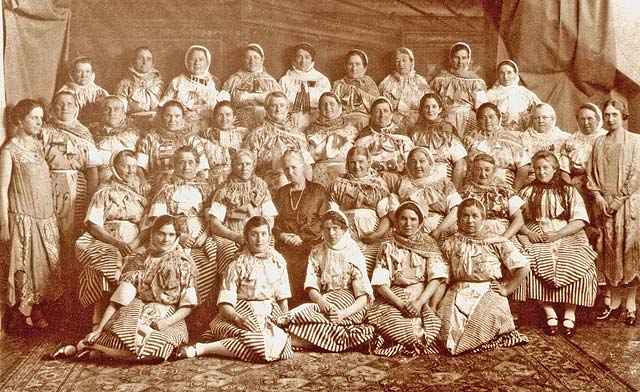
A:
568;186;589;223
274;253;292;301
426;254;449;281
449;137;468;162
507;195;526;217
494;240;529;272
349;259;374;303
147;186;170;218
217;260;239;306
511;142;531;168
303;247;322;292
136;134;152;171
84;188;107;227
370;242;392;287
207;199;228;222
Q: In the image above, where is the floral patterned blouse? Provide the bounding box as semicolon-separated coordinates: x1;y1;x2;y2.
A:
354;124;414;173
441;232;528;283
329;171;394;216
90;119;141;183
559;129;607;175
217;249;291;306
332;76;380;117
409;118;467;181
41;122;99;172
115;68;165;114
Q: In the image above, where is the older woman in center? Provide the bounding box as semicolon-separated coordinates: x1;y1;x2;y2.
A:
486;60;540;132
328;146;395;273
283;209;375;352
354;97;414;174
463;102;530;191
430;42;488;138
115;46;165;121
279;42;331;130
438;198;529;355
76;149;148;328
242;91;313;195
518;151;597;336
409;92;467;189
145;146;217;303
332;49;380;131
378;47;431;134
223;43;282;129
306;92;358;188
368;201;447;356
178;216;292;363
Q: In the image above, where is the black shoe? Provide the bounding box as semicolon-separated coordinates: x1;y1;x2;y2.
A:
596;306;621;321
562;319;576;337
625;310;636;326
544;317;559;336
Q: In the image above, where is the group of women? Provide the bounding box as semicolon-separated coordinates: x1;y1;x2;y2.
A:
1;40;638;364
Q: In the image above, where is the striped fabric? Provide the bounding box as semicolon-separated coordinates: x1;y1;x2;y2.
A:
215;237;239;281
438;285;525;356
76;233;122;307
189;238;218;303
73;173;89;240
94;298;188;361
201;299;293;363
367;286;441;357
518;223;597;306
285;289;374;352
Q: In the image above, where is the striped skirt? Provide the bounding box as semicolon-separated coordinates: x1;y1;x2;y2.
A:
94;298;188;361
367;285;440;357
76;233;124;307
188;238;218;304
438;281;527;356
517;224;597;306
285;289;375;352
201;299;292;363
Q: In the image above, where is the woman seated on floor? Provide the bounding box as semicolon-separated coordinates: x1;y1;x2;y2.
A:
438;197;529;356
517;150;597;337
56;215;198;362
282;209;375;353
367;201;447;357
177;215;292;363
75;149;148;329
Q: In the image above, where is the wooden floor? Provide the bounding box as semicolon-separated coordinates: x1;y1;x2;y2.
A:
1;300;638;392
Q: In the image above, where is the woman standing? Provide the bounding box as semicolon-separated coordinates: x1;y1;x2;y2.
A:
518;151;597;335
378;47;431;134
438;198;529;355
430;42;487;138
588;99;640;326
486;60;540;132
223;43;281;129
368;201;447;356
0;99;61;331
332;49;380;131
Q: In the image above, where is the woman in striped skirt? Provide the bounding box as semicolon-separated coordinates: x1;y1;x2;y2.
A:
177;216;293;363
283;209;375;352
76;149;148;328
368;201;447;356
517;150;597;336
80;215;198;361
438;198;529;355
145;146;217;304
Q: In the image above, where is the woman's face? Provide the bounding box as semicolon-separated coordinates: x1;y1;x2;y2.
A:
214;106;235;130
243;50;263;73
114;156;138;184
152;223;177;253
187;49;208;76
346;54;366;79
532;107;554;133
247;224;270;254
161;105;185;132
103;99;126;127
477;107;500;133
53;94;78;122
533;157;556;183
323;219;345;247
266;96;288;122
395;52;412;75
319;95;341;120
232;154;254;180
371;102;393;128
20;107;44;137
72;62;94;86
603;105;624;132
407;150;432;179
396;208;421;238
133;49;154;74
576;108;599;135
472;160;495;186
347;154;370;178
498;64;517;86
450;49;470;72
174;152;198;180
293;48;313;71
421;97;442;121
458;206;484;235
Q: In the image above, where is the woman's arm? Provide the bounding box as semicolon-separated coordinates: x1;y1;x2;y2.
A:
0;150;12;243
493;264;529;297
502;210;524;239
85;166;98;201
432;207;458;239
333;294;368;322
277;298;289;314
219;302;253;330
541;219;585;243
84;301;121;344
374;284;404;309
513;164;531;192
87;222;133;255
307;287;333;314
452;159;467;192
210;216;244;244
413;278;446;310
361;215;390;244
152;306;193;330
